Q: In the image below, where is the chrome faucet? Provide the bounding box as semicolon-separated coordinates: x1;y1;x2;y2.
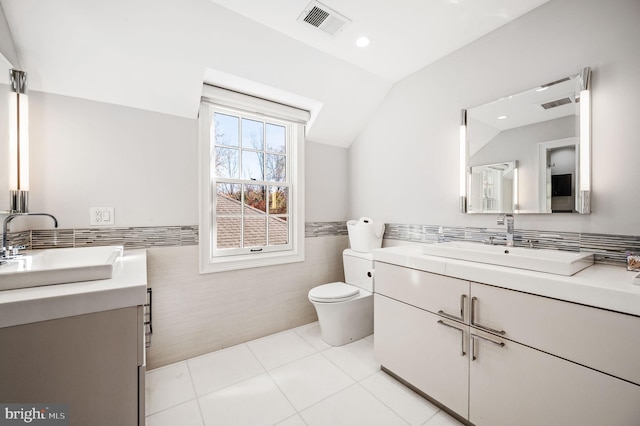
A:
497;214;514;247
2;213;59;255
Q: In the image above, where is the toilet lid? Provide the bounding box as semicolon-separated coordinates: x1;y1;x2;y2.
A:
309;282;360;303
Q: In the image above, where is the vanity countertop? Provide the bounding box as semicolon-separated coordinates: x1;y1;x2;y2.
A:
374;244;640;317
0;249;147;328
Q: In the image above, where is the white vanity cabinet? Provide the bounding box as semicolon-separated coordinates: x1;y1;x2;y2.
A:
375;295;469;417
374;262;470;417
468;328;640;426
374;261;640;426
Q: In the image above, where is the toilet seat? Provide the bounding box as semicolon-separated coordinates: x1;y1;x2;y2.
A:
308;282;360;303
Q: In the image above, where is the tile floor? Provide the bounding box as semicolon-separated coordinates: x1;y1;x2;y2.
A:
145;322;465;426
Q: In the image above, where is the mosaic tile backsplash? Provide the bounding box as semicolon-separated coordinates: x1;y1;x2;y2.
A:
4;222;639;266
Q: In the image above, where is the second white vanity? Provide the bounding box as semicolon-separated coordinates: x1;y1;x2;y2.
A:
373;244;640;426
0;248;148;426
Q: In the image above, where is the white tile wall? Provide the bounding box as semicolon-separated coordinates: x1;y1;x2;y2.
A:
146;235;348;369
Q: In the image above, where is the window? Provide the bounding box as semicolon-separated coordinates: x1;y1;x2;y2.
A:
199;86;307;273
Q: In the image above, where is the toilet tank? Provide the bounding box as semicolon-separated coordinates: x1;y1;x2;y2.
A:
343;249;374;292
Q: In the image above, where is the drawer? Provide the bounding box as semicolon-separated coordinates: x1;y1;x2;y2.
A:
375;262;470;323
471;282;640;385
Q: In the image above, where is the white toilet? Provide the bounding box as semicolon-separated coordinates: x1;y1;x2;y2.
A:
308;249;374;346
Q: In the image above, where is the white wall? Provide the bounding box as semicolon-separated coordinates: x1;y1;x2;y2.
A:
305;142;349;222
0;88;349;227
27;91;199;227
349;0;640;235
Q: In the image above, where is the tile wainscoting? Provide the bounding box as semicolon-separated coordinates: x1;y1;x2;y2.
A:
6;221;637;265
146;235;348;369
3;222;347;250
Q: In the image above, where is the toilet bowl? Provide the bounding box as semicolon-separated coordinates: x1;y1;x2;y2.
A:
308;249;374;346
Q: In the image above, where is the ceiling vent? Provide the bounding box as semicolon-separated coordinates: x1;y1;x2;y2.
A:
297;1;351;36
540;97;573;110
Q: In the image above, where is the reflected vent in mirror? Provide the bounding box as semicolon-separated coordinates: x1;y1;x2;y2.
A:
297;1;351;36
540;97;573;110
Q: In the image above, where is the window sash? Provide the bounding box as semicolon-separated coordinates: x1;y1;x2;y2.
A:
199;89;306;273
210;107;292;256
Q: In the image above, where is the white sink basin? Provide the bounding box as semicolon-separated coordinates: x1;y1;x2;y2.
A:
422;241;593;276
0;246;123;291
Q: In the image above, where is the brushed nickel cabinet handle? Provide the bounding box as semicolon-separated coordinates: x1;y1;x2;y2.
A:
470;332;505;361
437;294;467;322
470;296;506;335
437;320;466;356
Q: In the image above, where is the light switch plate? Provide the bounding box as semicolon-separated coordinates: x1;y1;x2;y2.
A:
90;207;115;226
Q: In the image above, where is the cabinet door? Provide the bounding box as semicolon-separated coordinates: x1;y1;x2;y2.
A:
0;308;139;426
469;329;640;426
470;282;640;384
375;262;470;323
375;294;469;417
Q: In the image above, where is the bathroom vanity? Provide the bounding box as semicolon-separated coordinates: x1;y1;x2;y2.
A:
373;244;640;426
0;249;148;426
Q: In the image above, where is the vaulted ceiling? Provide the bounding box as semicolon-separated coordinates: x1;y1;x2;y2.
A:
0;0;549;147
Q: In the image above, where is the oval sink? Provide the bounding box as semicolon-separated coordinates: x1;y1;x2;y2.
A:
422;241;593;276
0;246;123;291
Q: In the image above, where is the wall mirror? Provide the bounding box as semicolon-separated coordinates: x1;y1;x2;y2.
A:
460;67;591;214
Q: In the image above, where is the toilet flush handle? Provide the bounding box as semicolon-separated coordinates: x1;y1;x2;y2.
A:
367;270;374;278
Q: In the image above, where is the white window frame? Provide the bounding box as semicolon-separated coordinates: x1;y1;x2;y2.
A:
199;85;307;273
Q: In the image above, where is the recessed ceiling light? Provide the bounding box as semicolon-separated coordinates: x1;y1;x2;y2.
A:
498;115;508;120
356;36;370;48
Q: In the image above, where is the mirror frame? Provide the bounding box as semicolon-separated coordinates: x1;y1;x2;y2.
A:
459;67;592;214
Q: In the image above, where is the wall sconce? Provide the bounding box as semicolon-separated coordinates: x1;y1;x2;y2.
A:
459;109;467;213
578;67;591;214
512;164;519;212
8;69;29;213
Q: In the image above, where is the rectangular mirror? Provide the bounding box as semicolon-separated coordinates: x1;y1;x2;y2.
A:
461;68;591;214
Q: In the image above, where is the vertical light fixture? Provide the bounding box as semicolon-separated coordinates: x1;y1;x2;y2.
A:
8;69;29;213
459;109;467;213
578;67;591;214
512;163;519;212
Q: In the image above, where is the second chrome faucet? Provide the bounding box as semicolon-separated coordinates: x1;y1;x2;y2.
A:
497;213;514;247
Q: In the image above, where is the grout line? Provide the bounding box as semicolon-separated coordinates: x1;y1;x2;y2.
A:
352;380;411;425
143;362;199;419
421;410;442;425
184;360;207;426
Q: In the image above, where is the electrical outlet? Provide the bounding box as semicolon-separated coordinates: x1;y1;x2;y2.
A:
90;207;115;226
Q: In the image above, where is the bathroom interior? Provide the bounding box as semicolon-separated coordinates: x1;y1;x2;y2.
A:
1;0;639;425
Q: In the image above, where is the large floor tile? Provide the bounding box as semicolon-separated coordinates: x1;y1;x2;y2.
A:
146;400;203;426
269;353;355;411
322;338;380;381
247;330;317;370
198;373;296;426
187;344;265;396
300;384;408;426
145;361;196;415
276;414;307;426
423;410;465;426
293;322;332;351
361;371;439;426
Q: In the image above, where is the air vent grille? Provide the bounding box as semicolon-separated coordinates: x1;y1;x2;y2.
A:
304;6;329;27
540;97;573;110
297;1;351;36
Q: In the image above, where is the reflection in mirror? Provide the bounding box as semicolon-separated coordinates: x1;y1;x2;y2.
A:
461;68;591;214
468;161;517;213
